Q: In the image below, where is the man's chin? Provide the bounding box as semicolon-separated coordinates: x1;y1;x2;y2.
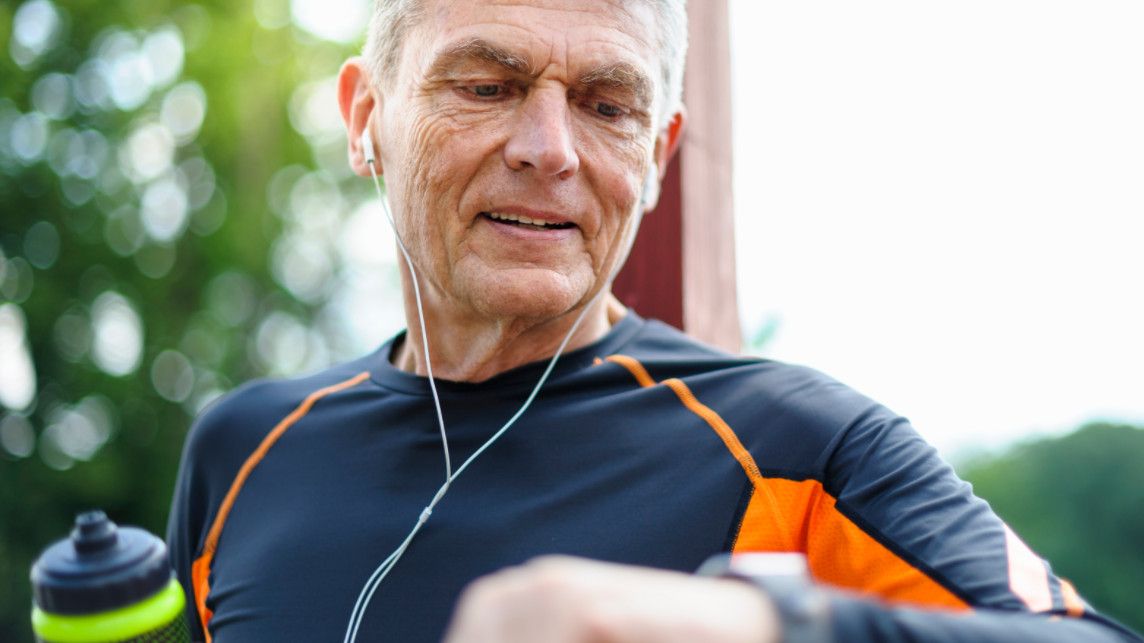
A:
458;272;594;323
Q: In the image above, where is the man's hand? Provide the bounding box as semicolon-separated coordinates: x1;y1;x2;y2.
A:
442;556;781;643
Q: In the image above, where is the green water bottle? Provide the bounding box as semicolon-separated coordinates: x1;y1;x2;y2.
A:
30;510;190;643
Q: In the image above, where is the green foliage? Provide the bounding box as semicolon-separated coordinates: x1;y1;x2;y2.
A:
959;423;1144;633
0;1;376;639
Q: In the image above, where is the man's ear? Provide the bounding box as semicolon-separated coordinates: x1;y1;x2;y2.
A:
642;108;686;211
338;56;379;178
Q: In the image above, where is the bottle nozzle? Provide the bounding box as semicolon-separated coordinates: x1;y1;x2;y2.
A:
71;510;118;555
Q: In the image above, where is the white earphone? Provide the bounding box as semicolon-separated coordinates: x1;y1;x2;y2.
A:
345;128;608;643
361;129;376;166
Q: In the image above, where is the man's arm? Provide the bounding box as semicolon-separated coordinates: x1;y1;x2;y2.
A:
443;390;1142;643
166;418;210;643
165;382;273;642
442;555;1141;643
791;405;1140;642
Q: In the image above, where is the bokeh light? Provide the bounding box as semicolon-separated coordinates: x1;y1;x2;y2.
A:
31;73;75;120
254;0;293;30
10;0;63;69
120;121;176;184
253;310;309;375
133;242;177;279
206;271;257;328
0;304;38;412
271;232;333;303
73;59;113;112
140;174;189;242
10;111;50;163
22;220;60;270
180;315;227;368
0;255;34;303
160;82;207;143
177;156;216;212
151;350;195;402
0;414;36;459
103;205;147;257
41;396;115;464
142;27;186;89
52;305;92;363
90;291;144;376
288;76;343;144
97;31;154;111
289;0;368;43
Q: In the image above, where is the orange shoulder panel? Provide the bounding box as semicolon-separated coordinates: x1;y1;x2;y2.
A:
606;353;968;613
735;478;969;611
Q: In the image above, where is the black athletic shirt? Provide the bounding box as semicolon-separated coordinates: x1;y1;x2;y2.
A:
167;311;1141;642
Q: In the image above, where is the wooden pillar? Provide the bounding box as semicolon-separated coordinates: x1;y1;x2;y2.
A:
613;0;740;352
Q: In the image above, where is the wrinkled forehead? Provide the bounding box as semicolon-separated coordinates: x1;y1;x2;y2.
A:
404;0;664;100
423;0;654;37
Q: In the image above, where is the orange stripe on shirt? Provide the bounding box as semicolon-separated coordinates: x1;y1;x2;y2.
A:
1059;579;1086;617
605;355;796;552
190;371;371;642
606;353;967;612
191;554;214;641
1004;524;1053;612
605;354;656;388
659;377;799;552
605;356;766;485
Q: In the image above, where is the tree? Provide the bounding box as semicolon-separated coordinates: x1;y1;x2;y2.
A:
0;1;391;638
959;423;1144;634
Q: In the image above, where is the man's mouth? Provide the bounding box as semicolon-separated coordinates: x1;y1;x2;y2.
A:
480;211;576;231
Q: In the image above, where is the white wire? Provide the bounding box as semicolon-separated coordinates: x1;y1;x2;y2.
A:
366;162;452;486
345;155;629;642
344;284;603;642
347;161;449;643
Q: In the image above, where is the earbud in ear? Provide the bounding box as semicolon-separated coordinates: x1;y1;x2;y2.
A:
361;129;376;165
640;167;658;208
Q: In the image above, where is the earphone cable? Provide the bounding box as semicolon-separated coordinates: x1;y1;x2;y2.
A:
345;150;641;643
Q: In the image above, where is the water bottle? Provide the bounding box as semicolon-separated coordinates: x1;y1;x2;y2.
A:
30;510;190;643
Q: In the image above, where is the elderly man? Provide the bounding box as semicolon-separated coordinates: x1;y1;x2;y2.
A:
166;1;1141;642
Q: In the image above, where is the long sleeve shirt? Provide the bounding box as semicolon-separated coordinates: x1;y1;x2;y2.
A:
167;311;1142;642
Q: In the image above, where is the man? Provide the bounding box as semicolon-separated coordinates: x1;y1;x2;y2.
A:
166;1;1141;642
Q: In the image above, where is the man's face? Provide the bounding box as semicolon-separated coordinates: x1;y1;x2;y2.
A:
373;0;670;322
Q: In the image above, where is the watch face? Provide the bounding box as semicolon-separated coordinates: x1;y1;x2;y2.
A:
697;552;811;580
698;553;831;642
728;553;810;580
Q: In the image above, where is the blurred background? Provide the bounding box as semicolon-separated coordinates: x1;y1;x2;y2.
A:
0;0;1141;639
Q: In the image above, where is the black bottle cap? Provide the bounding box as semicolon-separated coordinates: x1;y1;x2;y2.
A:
30;510;173;615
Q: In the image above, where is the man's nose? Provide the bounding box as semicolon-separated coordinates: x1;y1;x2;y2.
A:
504;88;580;179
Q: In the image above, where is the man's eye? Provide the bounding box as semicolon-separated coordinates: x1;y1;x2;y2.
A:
472;84;502;98
595;102;624;118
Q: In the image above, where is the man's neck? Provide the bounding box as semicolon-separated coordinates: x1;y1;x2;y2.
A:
392;292;628;382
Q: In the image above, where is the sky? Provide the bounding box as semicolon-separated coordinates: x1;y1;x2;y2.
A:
727;0;1144;456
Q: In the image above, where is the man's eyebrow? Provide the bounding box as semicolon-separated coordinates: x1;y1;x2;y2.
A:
578;62;654;109
427;37;532;76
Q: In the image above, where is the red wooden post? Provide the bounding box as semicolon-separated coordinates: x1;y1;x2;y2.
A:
613;0;740;352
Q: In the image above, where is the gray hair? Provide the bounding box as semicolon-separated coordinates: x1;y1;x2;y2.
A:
362;0;688;127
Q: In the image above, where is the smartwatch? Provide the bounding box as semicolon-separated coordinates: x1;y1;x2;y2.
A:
696;552;832;643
